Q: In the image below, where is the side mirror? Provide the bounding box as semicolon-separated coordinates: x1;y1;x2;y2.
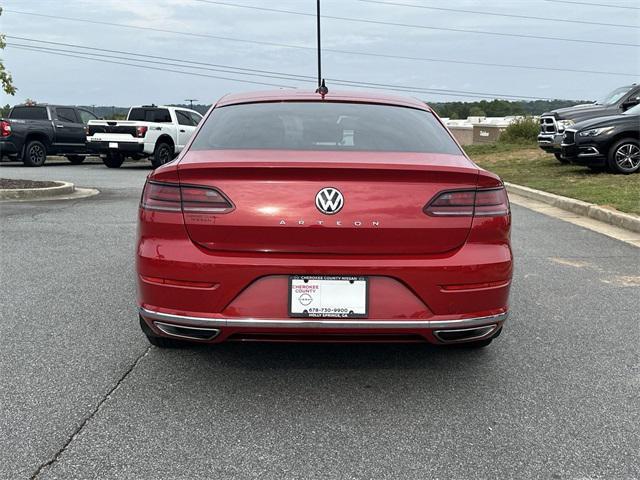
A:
622;96;640;110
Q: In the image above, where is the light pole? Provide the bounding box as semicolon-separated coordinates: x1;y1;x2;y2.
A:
185;99;198;109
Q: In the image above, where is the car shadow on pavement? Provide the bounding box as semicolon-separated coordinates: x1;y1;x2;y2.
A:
162;341;495;373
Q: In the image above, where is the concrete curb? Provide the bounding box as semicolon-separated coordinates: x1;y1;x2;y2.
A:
0;181;75;200
505;182;640;234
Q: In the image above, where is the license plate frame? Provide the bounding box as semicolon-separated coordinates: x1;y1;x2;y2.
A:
288;275;369;319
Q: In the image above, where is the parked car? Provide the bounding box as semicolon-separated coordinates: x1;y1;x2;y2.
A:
561;103;640;174
136;90;513;349
538;84;640;163
0;103;99;167
86;105;203;168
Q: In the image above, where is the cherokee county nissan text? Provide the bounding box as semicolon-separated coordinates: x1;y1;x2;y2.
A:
137;90;513;348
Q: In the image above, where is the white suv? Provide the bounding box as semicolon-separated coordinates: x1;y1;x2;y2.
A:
86;105;203;168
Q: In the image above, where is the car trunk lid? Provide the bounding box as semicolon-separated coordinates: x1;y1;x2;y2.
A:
177;150;479;255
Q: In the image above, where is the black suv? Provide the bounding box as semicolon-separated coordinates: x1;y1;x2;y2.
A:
561;104;640;174
0;104;99;167
538;84;640;163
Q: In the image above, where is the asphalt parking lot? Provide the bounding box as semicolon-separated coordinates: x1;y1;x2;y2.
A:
1;157;639;480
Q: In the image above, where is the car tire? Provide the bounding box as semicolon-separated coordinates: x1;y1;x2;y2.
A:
66;155;86;165
607;138;640;174
151;142;173;169
139;316;189;348
102;152;125;168
554;152;570;164
22;140;47;167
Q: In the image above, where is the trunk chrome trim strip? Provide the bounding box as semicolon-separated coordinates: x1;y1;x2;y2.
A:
139;307;508;330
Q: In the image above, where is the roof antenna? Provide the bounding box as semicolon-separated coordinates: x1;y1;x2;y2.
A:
315;0;328;97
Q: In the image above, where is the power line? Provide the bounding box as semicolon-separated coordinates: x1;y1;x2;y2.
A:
6;44;561;100
3;18;637;79
5;38;561;99
6;42;312;83
193;0;640;47
5;36;313;80
6;45;297;89
358;0;639;29
2;43;533;99
543;0;640;9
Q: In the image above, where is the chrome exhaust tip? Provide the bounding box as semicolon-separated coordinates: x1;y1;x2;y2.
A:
433;324;497;344
154;321;220;341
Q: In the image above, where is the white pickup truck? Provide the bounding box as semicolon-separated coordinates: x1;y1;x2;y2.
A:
86;105;203;168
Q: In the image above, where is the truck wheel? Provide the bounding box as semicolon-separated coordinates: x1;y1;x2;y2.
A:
102;152;125;168
554;152;569;164
151;142;173;169
23;140;47;167
607;138;640;174
66;155;86;165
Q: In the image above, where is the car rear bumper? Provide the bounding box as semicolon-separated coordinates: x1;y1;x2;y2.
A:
139;306;507;344
86;140;145;154
140;306;507;330
0;140;19;156
137;222;512;344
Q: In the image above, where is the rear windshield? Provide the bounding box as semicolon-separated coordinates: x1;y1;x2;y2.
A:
190;102;461;154
128;108;172;123
9;106;48;120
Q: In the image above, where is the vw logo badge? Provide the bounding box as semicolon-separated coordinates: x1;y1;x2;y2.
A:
315;187;344;215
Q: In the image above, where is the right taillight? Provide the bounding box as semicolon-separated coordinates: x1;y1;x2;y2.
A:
141;181;234;214
1;120;11;137
473;187;510;217
424;187;509;217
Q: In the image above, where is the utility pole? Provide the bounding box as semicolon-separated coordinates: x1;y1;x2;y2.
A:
185;99;198;109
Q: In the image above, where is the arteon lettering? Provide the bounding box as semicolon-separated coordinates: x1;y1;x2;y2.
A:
278;220;381;227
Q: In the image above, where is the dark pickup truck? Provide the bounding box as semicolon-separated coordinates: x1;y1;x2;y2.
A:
538;84;640;163
0;104;99;166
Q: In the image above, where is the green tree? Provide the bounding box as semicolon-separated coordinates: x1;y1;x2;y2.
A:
0;7;16;95
468;106;486;117
0;103;10;116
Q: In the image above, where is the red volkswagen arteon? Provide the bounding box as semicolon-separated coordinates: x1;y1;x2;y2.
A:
137;90;512;348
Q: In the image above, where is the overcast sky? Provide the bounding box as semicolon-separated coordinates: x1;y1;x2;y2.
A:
1;0;639;107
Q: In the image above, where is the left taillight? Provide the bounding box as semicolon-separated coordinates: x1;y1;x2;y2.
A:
141;181;234;214
424;186;509;217
135;126;148;138
1;120;11;137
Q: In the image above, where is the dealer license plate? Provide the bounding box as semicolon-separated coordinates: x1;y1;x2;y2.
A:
288;275;368;318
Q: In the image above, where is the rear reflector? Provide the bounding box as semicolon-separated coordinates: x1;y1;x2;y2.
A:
140;275;219;289
424;187;509;217
141;181;234;214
